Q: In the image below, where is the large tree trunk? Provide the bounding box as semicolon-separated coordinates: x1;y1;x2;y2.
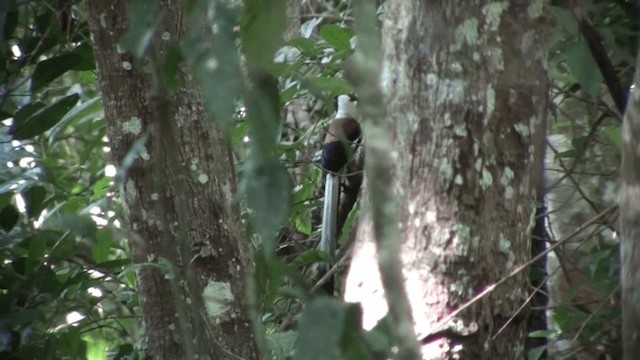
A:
621;50;640;360
345;1;547;358
84;1;259;359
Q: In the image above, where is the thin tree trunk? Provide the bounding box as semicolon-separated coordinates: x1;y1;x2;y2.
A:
84;1;259;359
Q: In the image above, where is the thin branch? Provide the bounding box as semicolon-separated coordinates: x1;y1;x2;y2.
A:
419;205;618;343
569;0;627;113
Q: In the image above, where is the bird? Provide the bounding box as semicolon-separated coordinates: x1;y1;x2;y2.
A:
318;94;360;294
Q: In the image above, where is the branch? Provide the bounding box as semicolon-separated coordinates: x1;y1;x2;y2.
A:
569;0;627;113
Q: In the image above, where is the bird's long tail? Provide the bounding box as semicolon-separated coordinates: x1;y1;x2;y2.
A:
319;173;339;293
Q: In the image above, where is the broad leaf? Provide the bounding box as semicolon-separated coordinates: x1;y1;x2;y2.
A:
241;0;286;69
25;236;47;275
21;185;47;219
303;77;352;97
295;298;365;360
92;229;113;264
186;2;242;135
31;53;83;93
604;124;622;153
319;24;352;51
0;203;19;232
12;93;80;140
43;214;97;241
563;41;603;98
48;96;104;145
288;37;317;57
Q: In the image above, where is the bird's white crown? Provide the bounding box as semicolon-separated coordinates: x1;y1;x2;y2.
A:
335;95;357;119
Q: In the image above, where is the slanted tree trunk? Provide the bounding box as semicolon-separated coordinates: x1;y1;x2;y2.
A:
621;50;640;360
85;1;259;358
345;1;547;358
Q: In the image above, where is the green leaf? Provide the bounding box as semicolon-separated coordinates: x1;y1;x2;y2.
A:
92;177;112;199
57;326;86;357
21;185;47;219
244;72;289;255
0;309;45;327
302;77;353;97
245;159;289;255
295;298;362;360
43;214;97;241
13;101;46;122
106;344;137;360
30;44;95;93
92;229;113;264
550;6;578;35
554;149;577;159
31;54;81;93
25;236;46;275
12;93;80;140
527;345;547;360
186;2;242;135
98;258;132;270
604;124;621;153
70;43;98;71
280;85;299;104
339;205;359;247
361;317;393;358
266;331;297;359
342;304;375;359
319;24;352;51
0;3;17;44
48;231;77;260
241;0;286;68
291;249;329;268
288;37;317;57
162;44;183;91
49;96;104;145
0;203;19;232
0;193;11;208
563;41;603;98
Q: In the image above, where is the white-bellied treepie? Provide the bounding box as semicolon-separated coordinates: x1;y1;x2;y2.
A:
318;94;360;294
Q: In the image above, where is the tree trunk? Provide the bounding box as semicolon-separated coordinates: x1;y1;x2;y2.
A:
345;1;546;358
84;1;259;359
621;50;640;360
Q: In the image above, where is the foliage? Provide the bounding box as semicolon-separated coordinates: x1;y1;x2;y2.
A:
0;0;636;359
537;1;637;358
0;1;137;359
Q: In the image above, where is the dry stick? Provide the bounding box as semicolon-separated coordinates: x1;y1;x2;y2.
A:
492;238;601;341
491;267;551;341
419;205;618;343
310;247;354;293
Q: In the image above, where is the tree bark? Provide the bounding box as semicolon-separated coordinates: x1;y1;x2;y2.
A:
621;50;640;360
84;1;259;359
345;1;547;358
